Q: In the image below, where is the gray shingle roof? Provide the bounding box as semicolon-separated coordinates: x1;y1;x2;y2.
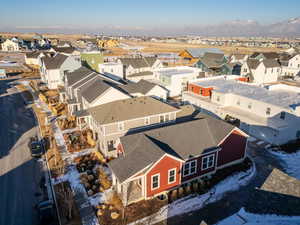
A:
119;57;157;69
246;58;260;70
66;67;94;86
120;79;157;95
109;115;236;182
185;48;224;58
87;96;179;125
261;168;300;198
41;53;68;70
53;46;76;54
81;78;112;103
262;59;281;68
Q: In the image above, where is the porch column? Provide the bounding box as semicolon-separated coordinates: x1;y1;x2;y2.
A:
122;182;129;206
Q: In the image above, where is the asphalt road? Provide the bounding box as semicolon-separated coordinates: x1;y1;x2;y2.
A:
0;80;44;225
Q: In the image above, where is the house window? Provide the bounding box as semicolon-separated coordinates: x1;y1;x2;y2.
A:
271;68;273;73
248;103;252;109
168;168;176;184
280;112;286;120
165;114;170;122
107;140;115;151
237;100;240;106
160;115;164;123
118;122;124;131
145;117;150;125
265;69;267;74
151;174;160;190
266;107;271;115
202;154;215;170
183;160;197;177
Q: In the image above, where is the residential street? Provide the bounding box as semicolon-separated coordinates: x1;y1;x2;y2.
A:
159;143;288;225
0;80;43;225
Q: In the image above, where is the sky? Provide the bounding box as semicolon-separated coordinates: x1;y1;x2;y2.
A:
1;0;300;35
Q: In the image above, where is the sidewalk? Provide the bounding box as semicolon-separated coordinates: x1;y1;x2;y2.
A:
24;82;100;225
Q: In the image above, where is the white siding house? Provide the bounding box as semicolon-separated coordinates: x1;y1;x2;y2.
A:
182;77;300;145
40;54;81;89
281;54;300;77
1;39;20;52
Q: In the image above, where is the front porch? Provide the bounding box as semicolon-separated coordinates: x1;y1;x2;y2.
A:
119;177;145;206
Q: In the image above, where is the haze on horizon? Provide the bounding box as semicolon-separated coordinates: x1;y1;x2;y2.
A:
1;0;300;36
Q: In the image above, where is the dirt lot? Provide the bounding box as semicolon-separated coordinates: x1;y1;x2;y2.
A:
121;40;283;55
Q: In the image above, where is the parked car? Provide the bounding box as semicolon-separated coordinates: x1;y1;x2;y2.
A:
37;200;55;225
28;137;43;158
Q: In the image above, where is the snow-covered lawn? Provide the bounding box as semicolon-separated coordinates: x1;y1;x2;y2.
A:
270;150;300;179
129;163;256;225
216;208;300;225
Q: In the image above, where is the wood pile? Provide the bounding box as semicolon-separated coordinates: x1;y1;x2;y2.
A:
75;153;112;197
57;116;77;130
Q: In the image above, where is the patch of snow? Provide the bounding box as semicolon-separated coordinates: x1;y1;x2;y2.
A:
216;208;300;225
129;163;256;225
270;150;300;179
257;141;265;145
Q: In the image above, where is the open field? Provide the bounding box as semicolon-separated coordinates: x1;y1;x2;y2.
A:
121;40;284;55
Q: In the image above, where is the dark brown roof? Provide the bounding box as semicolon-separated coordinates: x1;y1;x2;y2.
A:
109;115;237;182
25;51;43;59
53;46;76;54
41;53;68;70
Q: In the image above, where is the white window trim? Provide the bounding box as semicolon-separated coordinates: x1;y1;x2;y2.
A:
118;122;124;131
168;168;176;184
151;173;160;190
182;160;197;177
201;154;215;170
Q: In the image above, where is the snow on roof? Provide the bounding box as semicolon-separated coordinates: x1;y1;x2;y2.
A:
194;77;300;110
157;66;197;77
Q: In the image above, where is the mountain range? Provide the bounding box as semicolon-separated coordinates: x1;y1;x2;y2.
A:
2;17;300;37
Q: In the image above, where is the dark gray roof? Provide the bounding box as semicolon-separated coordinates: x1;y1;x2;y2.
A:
262;59;281;68
246;58;260;70
109;115;236;182
120;79;157;95
72;72;98;89
66;67;94;86
87;96;179;125
81;78;112;103
119;57;157;69
41;53;68;70
203;52;225;61
53;46;76;54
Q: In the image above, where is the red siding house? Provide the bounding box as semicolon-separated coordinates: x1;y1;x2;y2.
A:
108;114;248;206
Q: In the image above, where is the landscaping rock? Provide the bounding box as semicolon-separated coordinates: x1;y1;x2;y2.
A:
97;209;103;216
111;212;120;219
